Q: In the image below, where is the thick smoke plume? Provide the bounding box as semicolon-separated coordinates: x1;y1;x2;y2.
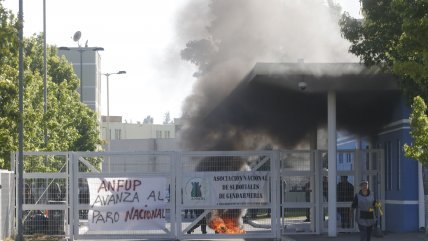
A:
176;0;396;151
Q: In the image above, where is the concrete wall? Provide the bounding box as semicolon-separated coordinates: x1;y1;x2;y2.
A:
110;138;179;151
102;139;180;172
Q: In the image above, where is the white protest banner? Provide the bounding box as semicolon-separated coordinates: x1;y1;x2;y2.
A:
87;177;167;231
183;171;269;205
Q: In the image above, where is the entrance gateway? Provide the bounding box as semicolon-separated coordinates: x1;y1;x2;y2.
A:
13;149;384;240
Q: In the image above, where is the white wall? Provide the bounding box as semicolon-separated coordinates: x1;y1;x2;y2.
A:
102;122;176;140
102;139;180;172
110;138;179;151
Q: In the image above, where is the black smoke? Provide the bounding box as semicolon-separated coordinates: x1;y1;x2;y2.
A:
179;66;401;151
175;0;400;151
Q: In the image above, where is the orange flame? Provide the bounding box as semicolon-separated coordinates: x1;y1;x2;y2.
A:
208;216;246;234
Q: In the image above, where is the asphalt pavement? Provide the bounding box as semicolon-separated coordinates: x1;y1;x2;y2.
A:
160;231;428;241
283;231;427;241
67;231;427;241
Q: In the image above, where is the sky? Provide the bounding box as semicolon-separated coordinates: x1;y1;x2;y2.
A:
2;0;362;124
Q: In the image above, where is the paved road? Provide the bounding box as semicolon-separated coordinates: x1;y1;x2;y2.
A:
284;231;427;241
180;232;427;241
67;230;428;241
69;232;427;241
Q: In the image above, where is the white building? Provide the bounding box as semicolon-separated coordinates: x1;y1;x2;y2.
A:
101;116;180;152
100;116;181;171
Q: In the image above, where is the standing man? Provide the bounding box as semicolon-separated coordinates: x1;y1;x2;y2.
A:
337;176;354;228
322;175;328;221
187;209;207;234
304;181;311;222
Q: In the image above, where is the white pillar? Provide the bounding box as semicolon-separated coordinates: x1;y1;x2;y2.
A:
418;162;425;229
328;90;337;236
309;128;317;230
106;74;111;172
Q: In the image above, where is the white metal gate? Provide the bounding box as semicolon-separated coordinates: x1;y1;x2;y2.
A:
71;151;177;240
14;152;69;237
279;149;385;235
13;149;383;240
176;151;280;240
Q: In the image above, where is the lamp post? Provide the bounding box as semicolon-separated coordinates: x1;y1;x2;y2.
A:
103;71;126;172
17;1;24;240
103;71;126;152
43;0;47;146
58;46;104;102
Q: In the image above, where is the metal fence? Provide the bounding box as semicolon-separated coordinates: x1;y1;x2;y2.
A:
16;152;69;237
176;151;280;240
279;149;384;235
11;149;384;240
72;151;177;240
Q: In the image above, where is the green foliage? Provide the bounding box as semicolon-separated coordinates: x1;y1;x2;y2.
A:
391;0;428;101
339;0;428;102
339;1;402;69
0;4;18;69
404;96;428;164
23;155;69;173
0;2;101;170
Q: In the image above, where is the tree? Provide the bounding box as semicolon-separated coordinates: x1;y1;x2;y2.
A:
339;0;428;101
143;115;154;124
391;1;428;100
340;1;428;232
181;39;217;77
163;112;172;124
404;96;428;165
403;96;428;233
0;2;101;170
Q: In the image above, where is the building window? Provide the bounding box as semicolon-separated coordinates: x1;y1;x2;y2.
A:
385;141;392;191
156;130;162;138
396;139;401;190
165;131;170;138
338;153;343;164
114;129;121;140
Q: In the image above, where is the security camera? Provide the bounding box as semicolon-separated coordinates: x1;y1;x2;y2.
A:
298;81;307;91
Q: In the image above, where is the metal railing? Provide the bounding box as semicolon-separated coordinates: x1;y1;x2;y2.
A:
11;149;384;240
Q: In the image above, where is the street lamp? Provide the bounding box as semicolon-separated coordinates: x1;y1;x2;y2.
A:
17;1;24;240
58;46;104;102
43;0;47;146
103;71;126;153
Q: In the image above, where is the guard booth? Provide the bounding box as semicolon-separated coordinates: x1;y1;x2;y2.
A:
280;149;385;235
